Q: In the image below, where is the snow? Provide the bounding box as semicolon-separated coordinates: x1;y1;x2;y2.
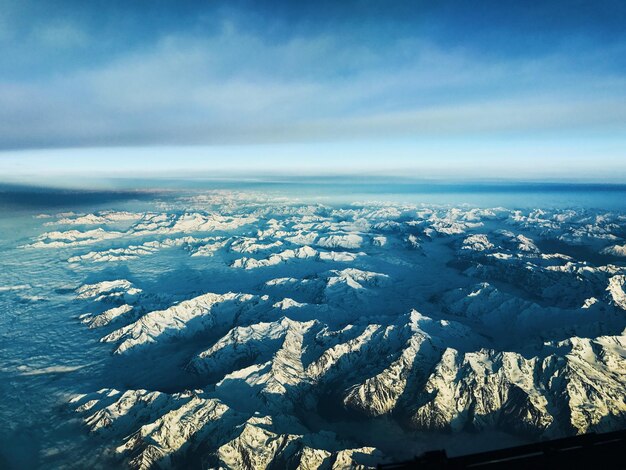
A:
602;244;626;257
101;292;260;354
75;280;140;299
607;275;626;310
462;234;494;251
14;193;626;468
231;246;364;269
82;304;133;328
317;233;363;249
49;211;143;226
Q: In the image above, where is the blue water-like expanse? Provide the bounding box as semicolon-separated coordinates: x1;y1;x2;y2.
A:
1;180;625;469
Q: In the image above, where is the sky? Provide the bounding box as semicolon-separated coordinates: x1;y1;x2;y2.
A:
0;0;625;181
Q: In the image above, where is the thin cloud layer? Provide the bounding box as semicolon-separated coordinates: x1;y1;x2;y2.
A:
0;0;624;179
1;25;625;149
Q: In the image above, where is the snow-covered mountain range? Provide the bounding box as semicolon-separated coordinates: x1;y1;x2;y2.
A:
13;191;626;469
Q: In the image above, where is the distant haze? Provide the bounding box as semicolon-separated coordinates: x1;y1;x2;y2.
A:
0;143;625;187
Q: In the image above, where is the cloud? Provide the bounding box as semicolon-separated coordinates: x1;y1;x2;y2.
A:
34;21;89;49
0;24;625;150
15;364;86;376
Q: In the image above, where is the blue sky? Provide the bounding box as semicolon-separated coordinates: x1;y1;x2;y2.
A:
0;0;625;180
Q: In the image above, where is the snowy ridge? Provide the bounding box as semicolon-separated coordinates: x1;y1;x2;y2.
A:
100;292;265;354
59;197;626;468
71;389;387;469
411;333;626;436
75;279;141;300
81;304;134;328
602;244;626;257
231;246;364;269
264;268;389;307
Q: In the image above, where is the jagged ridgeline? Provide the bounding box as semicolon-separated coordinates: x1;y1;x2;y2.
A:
5;191;626;469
